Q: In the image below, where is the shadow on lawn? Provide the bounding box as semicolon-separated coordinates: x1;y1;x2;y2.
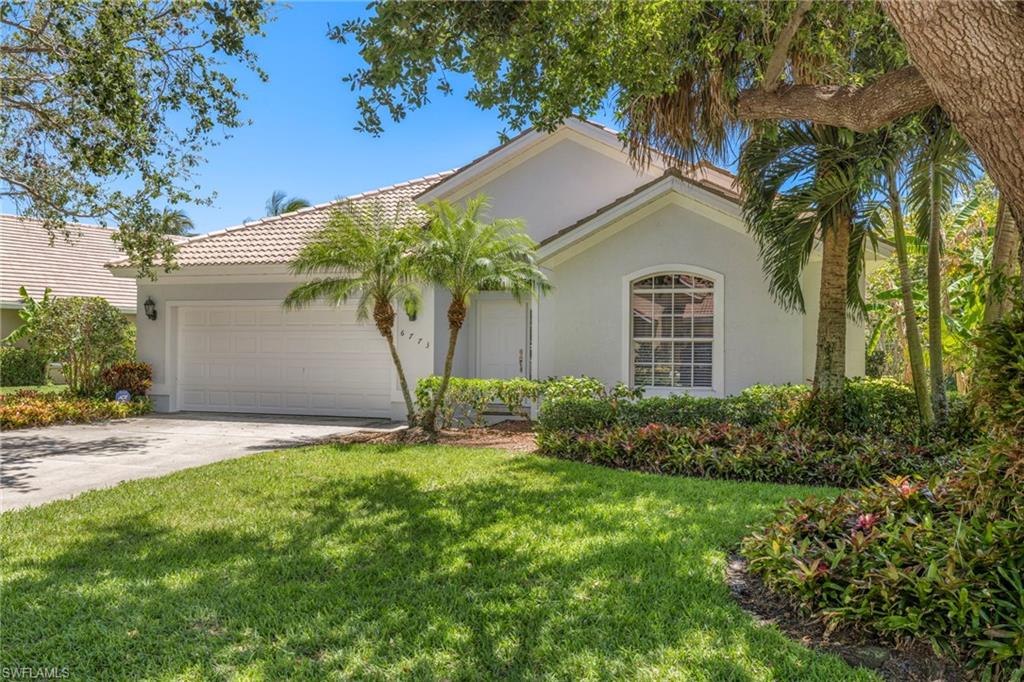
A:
2;447;856;680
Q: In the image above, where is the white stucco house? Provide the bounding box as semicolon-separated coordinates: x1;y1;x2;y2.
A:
109;120;884;420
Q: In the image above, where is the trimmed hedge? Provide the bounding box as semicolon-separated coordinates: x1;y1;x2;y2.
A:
416;376;544;428
537;379;923;437
0;346;48;386
0;389;151;430
536;422;952;488
741;438;1024;677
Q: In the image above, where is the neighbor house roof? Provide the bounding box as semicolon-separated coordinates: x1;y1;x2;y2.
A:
0;214;138;312
108;172;456;269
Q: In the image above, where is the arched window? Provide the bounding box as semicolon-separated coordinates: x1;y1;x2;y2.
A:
629;272;717;390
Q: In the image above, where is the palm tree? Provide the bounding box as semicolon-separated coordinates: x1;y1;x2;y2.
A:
906;108;976;425
417;195;550;437
882;163;932;424
982;197;1020;324
266;190;311;217
156;208;196;236
283;204;422;423
739;124;879;407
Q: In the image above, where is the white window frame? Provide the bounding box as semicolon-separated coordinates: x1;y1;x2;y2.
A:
621;264;725;397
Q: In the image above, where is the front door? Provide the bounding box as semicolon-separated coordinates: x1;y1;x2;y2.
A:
476;299;526;379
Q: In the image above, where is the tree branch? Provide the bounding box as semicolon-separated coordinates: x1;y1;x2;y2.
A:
736;65;936;132
763;0;812;93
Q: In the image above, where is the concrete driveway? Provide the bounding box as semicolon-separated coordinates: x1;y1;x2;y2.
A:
1;412;393;512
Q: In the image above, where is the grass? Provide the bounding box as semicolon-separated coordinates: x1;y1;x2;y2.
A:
0;445;876;681
0;384;66;395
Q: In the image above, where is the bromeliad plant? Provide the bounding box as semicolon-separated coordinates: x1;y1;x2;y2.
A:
416;196;550;437
285;204;422;423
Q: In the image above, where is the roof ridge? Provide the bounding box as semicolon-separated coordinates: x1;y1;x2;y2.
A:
0;213;119;234
107;169;459;267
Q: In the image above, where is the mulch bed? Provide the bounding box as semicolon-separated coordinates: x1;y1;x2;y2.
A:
726;555;963;681
328;419;538;453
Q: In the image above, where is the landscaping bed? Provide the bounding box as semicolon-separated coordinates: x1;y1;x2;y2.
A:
334;419;537;452
0;389;151;430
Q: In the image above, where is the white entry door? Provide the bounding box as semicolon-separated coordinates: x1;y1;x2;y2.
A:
476;299;526;379
177;304;392;417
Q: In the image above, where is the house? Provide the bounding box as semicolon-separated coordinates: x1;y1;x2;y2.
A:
110;120;886;420
0;215;138;338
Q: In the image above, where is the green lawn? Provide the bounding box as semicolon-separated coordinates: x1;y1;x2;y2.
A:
1;445;874;681
0;384;66;395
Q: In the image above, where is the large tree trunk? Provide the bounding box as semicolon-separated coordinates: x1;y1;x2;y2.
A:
813;211;851;402
983;197;1021;324
886;168;932;425
926;162;948;425
738;2;1024;247
883;1;1024;248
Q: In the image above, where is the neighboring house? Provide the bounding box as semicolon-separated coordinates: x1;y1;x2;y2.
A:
110;120;888;420
0;214;138;338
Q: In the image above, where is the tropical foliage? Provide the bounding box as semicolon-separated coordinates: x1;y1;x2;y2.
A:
742;437;1023;677
0;389;151;430
416;196;549;435
0;347;48;387
155;209;196;237
285;204;422;422
31;297;134;396
100;362;154;399
266;191;311;216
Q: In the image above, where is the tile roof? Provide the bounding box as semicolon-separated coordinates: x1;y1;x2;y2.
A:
0;214;138;311
109;172;456;268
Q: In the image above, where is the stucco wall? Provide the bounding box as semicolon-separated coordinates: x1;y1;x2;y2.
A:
449;135;658;244
0;308;23;339
536;200;860;395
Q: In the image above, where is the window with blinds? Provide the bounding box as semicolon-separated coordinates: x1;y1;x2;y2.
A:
630;273;715;389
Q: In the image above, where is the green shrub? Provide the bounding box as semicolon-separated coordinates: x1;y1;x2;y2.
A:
836;377;919;438
537;384;810;433
101;361;153;397
492;377;544;419
416;376;545;428
537;379;930;438
741;438;1023;677
537;422;949;488
0;389;151;430
974;310;1024;437
539;375;606;401
0;346;48;386
32;296;133;396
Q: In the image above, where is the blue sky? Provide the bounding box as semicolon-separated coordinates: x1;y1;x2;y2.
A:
171;2;618;234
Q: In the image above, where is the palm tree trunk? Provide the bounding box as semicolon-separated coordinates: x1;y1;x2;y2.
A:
372;299;416;424
383;331;416;425
983;197;1021;324
422;298;466;437
813;210;851;404
886;168;932;425
926;163;948;424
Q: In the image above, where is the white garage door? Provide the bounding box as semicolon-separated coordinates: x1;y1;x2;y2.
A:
177;304;392;417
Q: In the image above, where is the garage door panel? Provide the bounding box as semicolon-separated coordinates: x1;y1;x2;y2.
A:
178;304;392;417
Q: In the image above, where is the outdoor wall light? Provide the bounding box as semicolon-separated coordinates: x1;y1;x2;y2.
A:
404;298;418;322
144;297;157;321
